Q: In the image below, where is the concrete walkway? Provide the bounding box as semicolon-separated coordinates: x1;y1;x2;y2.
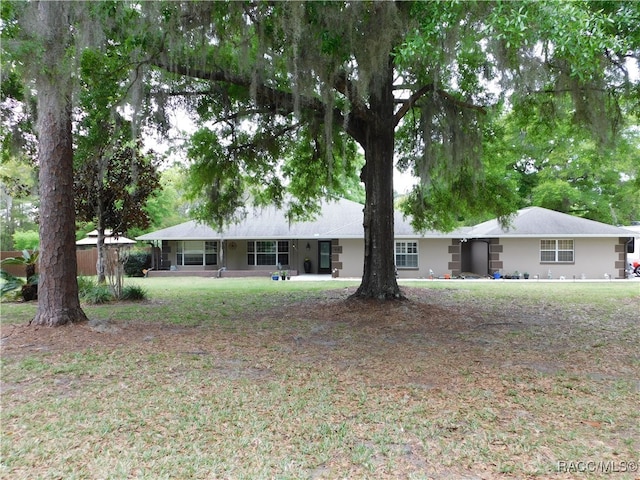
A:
291;274;639;282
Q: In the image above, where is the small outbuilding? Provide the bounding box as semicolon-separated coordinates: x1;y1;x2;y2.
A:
76;230;137;249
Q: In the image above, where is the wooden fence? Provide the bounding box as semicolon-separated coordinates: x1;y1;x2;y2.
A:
1;249;98;277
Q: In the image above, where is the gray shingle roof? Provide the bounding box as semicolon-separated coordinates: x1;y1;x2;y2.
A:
136;202;632;241
137;198;370;240
458;207;632;238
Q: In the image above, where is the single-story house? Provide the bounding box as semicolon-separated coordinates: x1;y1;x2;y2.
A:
136;198;635;279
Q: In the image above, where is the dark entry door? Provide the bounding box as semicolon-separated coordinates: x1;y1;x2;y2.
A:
318;241;332;274
461;240;489;276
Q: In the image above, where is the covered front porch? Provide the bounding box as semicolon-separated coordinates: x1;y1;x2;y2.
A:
145;268;301;278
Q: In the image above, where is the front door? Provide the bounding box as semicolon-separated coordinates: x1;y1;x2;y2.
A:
318;240;332;274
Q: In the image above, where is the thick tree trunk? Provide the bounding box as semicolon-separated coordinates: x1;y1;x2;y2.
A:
32;1;88;327
353;61;402;300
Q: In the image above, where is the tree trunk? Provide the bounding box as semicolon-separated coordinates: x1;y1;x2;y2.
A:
353;59;402;300
96;224;106;284
32;1;88;327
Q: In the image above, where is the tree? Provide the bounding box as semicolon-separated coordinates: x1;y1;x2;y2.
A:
3;1;161;322
1;64;39;251
29;1;87;326
487;99;640;224
74;138;160;283
133;1;638;299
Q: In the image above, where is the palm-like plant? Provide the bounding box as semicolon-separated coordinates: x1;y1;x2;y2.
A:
0;250;39;301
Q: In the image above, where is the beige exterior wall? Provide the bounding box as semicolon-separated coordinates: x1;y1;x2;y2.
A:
498;237;621;279
394;239;452;279
333;238;364;277
158;236;625;279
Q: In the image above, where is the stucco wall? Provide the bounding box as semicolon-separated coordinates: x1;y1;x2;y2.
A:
333;238;364;277
498;237;621;279
398;239;451;279
161;236;625;279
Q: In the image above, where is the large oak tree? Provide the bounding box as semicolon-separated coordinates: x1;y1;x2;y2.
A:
138;1;638;299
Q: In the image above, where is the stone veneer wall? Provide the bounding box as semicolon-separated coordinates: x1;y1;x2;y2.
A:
331;239;342;275
615;237;628;279
448;240;461;276
449;238;502;276
489;238;503;275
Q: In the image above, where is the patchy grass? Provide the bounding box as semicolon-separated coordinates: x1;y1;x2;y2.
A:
1;279;639;479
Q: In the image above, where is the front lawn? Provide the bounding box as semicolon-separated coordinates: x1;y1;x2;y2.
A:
1;279;638;479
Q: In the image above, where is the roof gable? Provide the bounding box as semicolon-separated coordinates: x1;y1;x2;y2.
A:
462;207;631;237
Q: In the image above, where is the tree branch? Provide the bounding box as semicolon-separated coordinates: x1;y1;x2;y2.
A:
393;84;433;126
150;56;370;145
394;84;487;127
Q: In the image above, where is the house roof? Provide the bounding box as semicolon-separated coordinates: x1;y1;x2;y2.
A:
76;230;136;246
136;202;633;242
136;198;374;241
458;207;632;238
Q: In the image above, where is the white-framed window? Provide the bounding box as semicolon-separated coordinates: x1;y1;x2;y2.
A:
395;241;418;268
247;240;289;266
176;241;217;266
540;239;574;263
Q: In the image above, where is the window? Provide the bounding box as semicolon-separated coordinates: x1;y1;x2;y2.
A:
395;241;418;268
204;241;217;265
247;240;289;266
540;239;574;263
176;241;217;266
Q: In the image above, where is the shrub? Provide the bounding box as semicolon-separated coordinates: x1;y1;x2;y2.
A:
83;284;113;304
77;276;114;304
124;251;151;277
77;276;96;297
120;284;148;301
12;230;40;251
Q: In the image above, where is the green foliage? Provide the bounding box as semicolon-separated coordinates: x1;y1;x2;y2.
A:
0;106;39;251
136;165;190;233
1;249;39;301
12;229;39;250
1;249;38;281
123;251;151;277
0;270;23;299
485;103;640;224
77;277;113;304
119;284;147;301
76;276;147;303
74;139;161;236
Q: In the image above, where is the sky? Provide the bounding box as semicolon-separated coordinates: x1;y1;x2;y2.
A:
145;110;420;195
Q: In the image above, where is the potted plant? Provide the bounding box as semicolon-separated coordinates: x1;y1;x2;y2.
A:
303;257;312;274
523;272;530;279
271;272;279;281
280;270;289;280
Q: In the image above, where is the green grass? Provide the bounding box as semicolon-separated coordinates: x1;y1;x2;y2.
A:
1;279;639;479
